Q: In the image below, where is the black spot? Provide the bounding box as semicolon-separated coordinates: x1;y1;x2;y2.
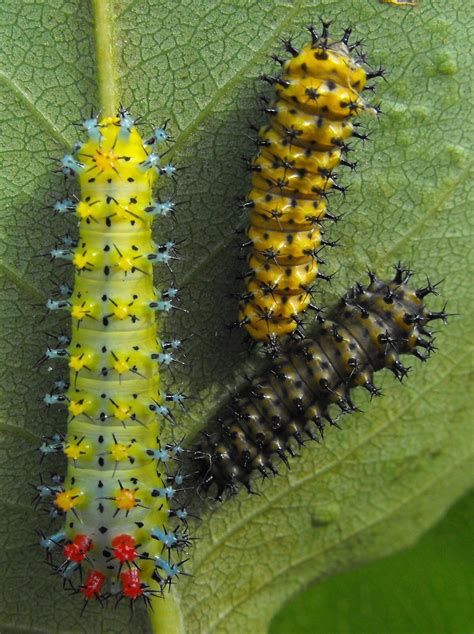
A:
314;50;329;60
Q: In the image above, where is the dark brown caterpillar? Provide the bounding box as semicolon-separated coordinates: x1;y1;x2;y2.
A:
237;23;383;345
195;265;445;498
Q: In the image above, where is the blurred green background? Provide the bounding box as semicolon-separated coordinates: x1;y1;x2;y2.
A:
271;490;473;634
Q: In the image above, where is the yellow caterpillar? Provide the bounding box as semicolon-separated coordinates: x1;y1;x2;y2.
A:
36;109;189;607
238;24;382;345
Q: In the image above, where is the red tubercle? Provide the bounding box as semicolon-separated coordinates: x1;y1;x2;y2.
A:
63;534;93;563
121;568;143;599
80;570;106;600
112;533;139;563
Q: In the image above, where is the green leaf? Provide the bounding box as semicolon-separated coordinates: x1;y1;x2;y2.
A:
270;490;474;634
0;1;472;633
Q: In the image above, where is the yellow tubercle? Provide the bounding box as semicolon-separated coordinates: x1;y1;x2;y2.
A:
64;440;90;461
111;402;132;422
70;300;97;322
55;488;84;511
115;487;138;510
110;443;130;461
93;147;118;173
69;351;97;373
68;397;94;417
113;357;131;374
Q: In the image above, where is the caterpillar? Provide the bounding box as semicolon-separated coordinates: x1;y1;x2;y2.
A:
237;23;383;346
34;108;190;609
194;265;446;499
380;0;417;5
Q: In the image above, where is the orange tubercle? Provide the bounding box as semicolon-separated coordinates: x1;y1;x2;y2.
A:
114;487;138;510
55;487;83;511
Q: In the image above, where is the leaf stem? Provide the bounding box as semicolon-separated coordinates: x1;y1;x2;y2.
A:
92;0;118;116
148;588;185;634
93;5;182;634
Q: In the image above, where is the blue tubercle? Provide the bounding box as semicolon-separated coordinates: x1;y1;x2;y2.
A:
46;299;70;312
50;247;73;261
172;508;189;521
151;351;175;366
153;555;181;578
36;484;63;499
146;447;173;462
117;107;135;138
39;531;66;551
43;393;67;406
82;116;102;143
153;126;172;145
59;234;78;248
60;154;84;176
57;283;72;298
151;526;179;547
149;402;173;418
58;560;79;579
165;392;186;406
159;163;177;178
39;435;64;456
145;200;175;218
168;473;185;486
152;485;176;501
140;153;160;170
53;198;77;215
41;346;68;360
163;339;183;351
